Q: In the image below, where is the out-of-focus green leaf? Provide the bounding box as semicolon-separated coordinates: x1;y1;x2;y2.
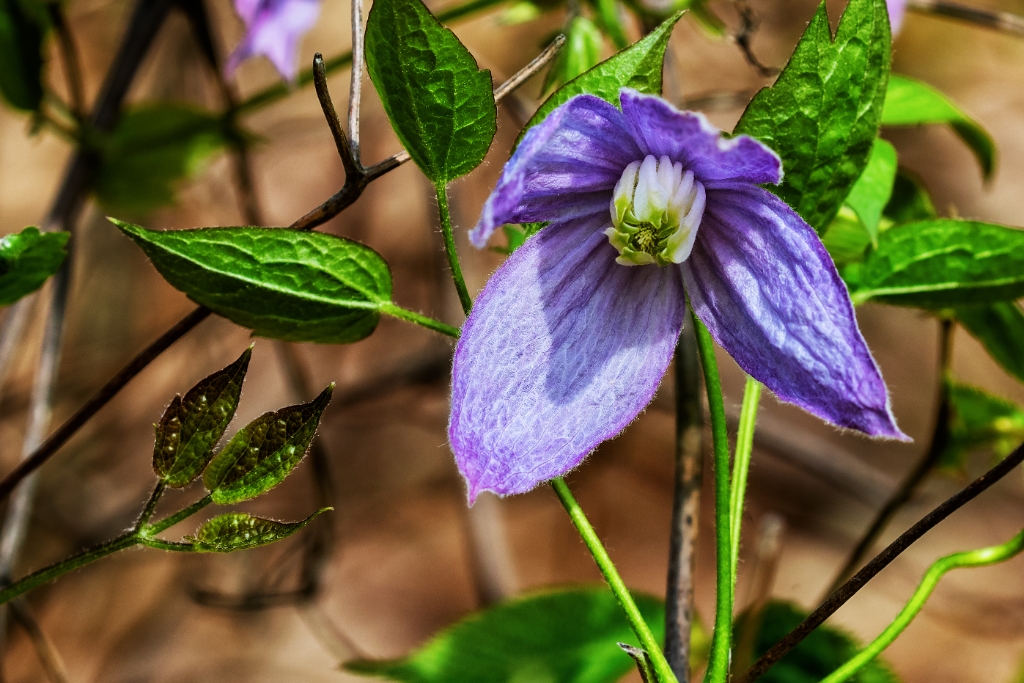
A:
845;138;897;245
153;347;251;487
0;0;45;111
0;227;68;306
942;383;1024;472
498;0;545;23
850;219;1024;308
742;601;899;683
522;11;682;137
494;222;546;255
365;0;496;184
95;104;234;215
203;385;333;504
593;0;628;48
734;0;891;234
956;302;1024;384
190;509;330;552
114;221;393;344
345;586;666;683
882;171;936;224
544;16;603;93
882;75;995;179
822;206;872;267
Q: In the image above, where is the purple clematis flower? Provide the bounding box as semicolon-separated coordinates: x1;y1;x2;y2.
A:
226;0;321;81
887;0;907;33
450;89;908;502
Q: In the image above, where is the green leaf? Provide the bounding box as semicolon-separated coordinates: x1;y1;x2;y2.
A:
592;0;628;49
0;227;69;306
95;104;235;216
942;383;1024;472
365;0;496;184
0;0;45;111
113;220;393;344
733;0;891;234
845;138;897;245
544;16;604;93
742;601;899;683
956;302;1024;384
153;347;251;487
345;586;666;683
203;385;333;504
822;206;872;267
850;219;1024;308
882;75;995;179
882;170;936;224
190;509;330;552
493;222;546;255
522;11;683;136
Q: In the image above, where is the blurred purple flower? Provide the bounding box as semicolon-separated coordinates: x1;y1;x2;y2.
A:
226;0;320;81
450;89;908;502
887;0;907;33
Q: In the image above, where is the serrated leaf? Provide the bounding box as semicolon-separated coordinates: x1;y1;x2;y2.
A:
845;138;897;245
882;170;936;224
190;508;330;552
942;383;1024;472
95;104;235;216
522;12;683;137
544;16;604;93
956;302;1024;384
741;601;900;683
882;75;994;179
345;586;665;683
850;219;1024;308
734;0;891;234
0;0;45;111
113;220;392;344
0;227;69;306
365;0;496;184
203;385;332;504
154;347;251;487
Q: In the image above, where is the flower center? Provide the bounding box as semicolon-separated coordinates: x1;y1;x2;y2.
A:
605;155;706;266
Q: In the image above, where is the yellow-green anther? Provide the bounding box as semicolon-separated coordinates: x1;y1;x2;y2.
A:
605;154;706;266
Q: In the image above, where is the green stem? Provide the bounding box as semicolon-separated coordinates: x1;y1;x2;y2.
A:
730;376;761;587
435;184;473;316
0;534;139;605
692;314;733;683
135;481;167;530
819;529;1024;683
145;494;213;536
379;302;460;338
551;477;678;683
233;0;509;115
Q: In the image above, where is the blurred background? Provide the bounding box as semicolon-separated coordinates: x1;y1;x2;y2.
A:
1;0;1024;680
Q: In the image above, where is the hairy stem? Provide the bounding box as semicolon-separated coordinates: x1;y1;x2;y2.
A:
740;439;1024;682
821;529;1024;683
551;477;678;683
379;303;460;337
692;314;732;683
665;314;703;682
435;185;473;316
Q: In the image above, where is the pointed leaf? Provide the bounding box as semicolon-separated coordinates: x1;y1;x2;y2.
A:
0;227;69;306
850;219;1024;308
882;75;994;179
522;11;683;137
956;302;1024;385
345;586;665;683
365;0;496;184
845;138;897;245
734;0;891;233
942;383;1024;472
0;0;45;111
154;347;252;487
190;508;330;552
203;385;333;504
113;220;392;344
882;170;936;224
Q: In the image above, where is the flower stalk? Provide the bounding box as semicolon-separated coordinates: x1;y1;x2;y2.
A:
730;376;761;586
436;186;474;316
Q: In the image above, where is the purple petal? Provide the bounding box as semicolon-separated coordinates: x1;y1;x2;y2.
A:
684;184;908;440
226;0;320;81
888;0;907;34
451;215;686;500
470;95;642;248
618;89;782;187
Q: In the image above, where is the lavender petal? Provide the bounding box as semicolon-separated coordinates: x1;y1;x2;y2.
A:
619;89;783;187
470;95;641;248
451;215;686;500
684;184;908;440
226;0;320;81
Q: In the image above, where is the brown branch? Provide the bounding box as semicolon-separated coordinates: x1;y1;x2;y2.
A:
732;0;779;78
739;438;1024;682
908;0;1024;36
